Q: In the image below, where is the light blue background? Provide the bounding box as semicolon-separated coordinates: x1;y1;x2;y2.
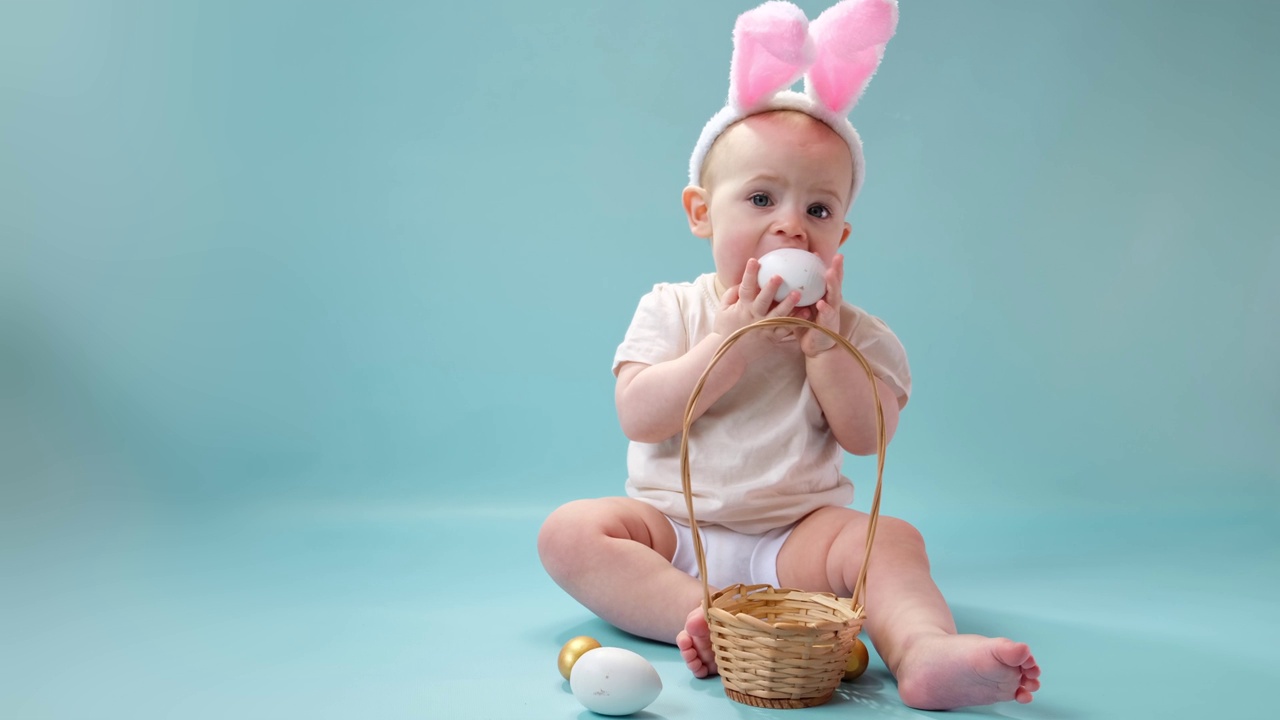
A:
3;2;1277;719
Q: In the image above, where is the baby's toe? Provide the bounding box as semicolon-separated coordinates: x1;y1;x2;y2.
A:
993;639;1032;668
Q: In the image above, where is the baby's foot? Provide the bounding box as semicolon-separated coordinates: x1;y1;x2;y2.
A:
895;633;1041;710
675;606;717;678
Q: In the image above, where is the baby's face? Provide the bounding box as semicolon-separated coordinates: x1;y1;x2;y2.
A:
700;112;854;291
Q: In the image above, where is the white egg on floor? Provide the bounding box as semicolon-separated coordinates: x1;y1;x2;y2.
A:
569;647;662;716
757;248;827;307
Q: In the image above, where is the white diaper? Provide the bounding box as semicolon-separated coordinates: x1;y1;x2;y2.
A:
666;516;794;589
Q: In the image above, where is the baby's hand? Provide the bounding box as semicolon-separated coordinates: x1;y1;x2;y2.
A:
715;258;801;363
793;254;844;358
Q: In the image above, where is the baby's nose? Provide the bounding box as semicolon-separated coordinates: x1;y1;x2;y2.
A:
774;211;807;241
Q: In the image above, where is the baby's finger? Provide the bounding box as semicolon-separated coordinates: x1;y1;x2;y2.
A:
722;283;741;306
754;275;784;315
789;305;814;322
825;255;844;304
815;299;838;325
739;259;762;301
770;289;800;318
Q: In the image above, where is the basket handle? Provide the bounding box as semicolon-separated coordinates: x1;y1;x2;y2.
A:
679;316;889;615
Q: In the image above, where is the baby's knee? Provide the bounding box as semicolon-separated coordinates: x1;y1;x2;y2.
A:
877;516;928;555
537;500;601;577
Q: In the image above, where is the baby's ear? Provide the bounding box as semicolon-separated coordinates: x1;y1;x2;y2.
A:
682;186;713;239
839;221;852;246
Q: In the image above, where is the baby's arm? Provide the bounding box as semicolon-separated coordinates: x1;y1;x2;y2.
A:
617;267;799;443
807;350;901;456
615;334;746;444
800;255;902;455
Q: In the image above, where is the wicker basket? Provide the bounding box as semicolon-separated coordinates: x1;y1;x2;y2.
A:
680;316;890;709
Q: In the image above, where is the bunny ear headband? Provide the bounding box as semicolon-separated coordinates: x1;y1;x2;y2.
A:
688;0;898;206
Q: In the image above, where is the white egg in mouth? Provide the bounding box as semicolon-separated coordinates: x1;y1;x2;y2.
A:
757;248;827;307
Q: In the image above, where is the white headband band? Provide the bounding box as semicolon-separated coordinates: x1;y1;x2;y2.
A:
688;0;898;207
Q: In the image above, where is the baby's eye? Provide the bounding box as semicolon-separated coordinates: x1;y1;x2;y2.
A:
749;193;772;207
808;204;832;219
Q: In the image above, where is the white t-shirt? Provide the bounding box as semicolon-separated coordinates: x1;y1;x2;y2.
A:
612;273;911;534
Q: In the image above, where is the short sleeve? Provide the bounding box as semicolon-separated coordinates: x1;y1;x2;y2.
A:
843;305;912;407
612;284;690;375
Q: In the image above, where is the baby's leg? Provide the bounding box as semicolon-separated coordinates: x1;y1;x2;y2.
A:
777;508;1041;710
538;498;706;652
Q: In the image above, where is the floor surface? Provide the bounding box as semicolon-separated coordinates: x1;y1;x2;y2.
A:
4;496;1276;719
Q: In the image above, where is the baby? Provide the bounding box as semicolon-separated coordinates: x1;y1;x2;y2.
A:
538;0;1039;710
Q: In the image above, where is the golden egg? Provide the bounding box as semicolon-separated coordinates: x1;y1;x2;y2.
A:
558;636;602;680
843;637;870;681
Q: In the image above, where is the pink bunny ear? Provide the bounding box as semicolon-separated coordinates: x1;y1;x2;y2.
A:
729;1;815;111
806;0;898;115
